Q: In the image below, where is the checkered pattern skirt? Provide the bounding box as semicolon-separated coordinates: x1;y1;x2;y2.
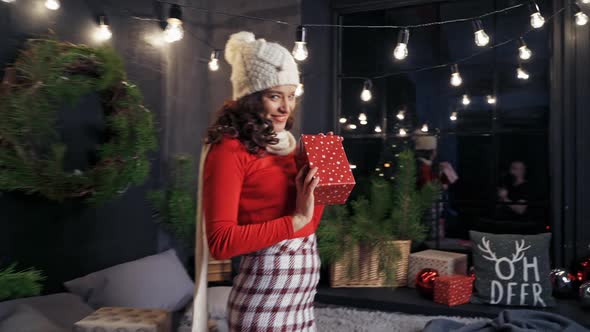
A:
227;234;321;332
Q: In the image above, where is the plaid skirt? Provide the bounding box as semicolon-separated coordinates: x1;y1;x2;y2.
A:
227;234;321;332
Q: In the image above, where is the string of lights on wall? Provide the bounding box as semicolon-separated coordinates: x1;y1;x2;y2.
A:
2;0;588;137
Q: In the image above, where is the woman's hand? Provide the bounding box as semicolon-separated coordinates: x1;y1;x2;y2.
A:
292;165;320;232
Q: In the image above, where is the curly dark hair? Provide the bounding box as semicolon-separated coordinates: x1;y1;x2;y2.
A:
205;91;295;154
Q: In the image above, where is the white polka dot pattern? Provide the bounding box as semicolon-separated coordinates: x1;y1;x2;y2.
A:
300;134;356;205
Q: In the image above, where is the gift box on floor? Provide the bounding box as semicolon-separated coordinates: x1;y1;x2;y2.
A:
433;274;474;306
408;250;467;288
73;307;171;332
297;134;355;205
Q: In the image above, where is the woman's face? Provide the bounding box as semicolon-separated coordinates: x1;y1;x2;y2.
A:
262;85;297;133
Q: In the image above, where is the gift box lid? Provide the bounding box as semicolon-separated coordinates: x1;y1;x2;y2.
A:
435;274;474;286
299;134;355;185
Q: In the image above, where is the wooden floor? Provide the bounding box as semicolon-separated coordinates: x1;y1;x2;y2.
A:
315;286;590;328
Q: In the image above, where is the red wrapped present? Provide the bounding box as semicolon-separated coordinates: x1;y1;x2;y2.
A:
433;274;473;306
297;134;355;205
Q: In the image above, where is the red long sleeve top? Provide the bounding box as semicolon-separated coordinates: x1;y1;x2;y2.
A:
203;137;325;260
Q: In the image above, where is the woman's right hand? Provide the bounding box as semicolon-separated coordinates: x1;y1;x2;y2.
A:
292;165;320;232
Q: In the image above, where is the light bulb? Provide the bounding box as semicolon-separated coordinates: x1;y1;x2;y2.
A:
487;95;496;104
339;117;347;124
361;80;372;102
530;12;545;28
95;17;112;42
360;120;368;125
45;0;59;10
347;124;357;130
462;94;471;106
396;111;405;120
393;43;408;60
208;58;219;71
295;83;304;97
519;46;532;60
358;113;367;121
450;112;458;121
575;11;589;26
474;30;490;47
421;124;429;132
374;126;382;133
164;19;183;43
517;66;530;80
399;128;407;137
450;64;462;87
350;164;357;169
583;0;590;3
292;42;308;61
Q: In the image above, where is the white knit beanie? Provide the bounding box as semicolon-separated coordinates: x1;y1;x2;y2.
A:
224;31;300;100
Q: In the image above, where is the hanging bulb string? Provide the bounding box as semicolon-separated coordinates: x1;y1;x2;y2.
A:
339;6;565;82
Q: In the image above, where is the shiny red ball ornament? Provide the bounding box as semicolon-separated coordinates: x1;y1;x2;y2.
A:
416;268;439;299
576;257;590;284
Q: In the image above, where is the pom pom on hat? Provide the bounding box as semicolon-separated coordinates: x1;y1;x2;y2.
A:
224;31;255;66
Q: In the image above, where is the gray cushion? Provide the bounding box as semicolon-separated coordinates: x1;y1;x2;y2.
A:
0;293;92;328
0;304;64;332
64;249;194;311
470;231;555;307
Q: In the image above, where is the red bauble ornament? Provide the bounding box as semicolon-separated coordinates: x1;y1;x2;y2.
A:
416;268;439;299
576;257;590;284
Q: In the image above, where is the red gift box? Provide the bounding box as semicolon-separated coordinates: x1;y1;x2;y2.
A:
298;134;355;205
433;274;473;306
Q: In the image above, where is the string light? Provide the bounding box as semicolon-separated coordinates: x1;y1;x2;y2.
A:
358;113;367;121
164;4;184;43
94;16;112;42
293;26;308;61
421;124;429;132
360;120;368;125
450;112;458;121
529;2;545;29
517;64;530;80
574;5;589;26
208;50;221;71
295;82;304;97
396;110;405;120
472;20;490;47
461;94;471;106
384;162;391;168
487;95;497;104
393;28;410;60
350;164;357;169
374;125;382;133
583;0;590;3
347;124;357;130
361;80;373;102
518;38;532;60
45;0;59;10
399;128;407;136
339;117;347;124
450;64;463;87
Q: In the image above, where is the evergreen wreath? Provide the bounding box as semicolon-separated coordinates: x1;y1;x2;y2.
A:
0;38;157;204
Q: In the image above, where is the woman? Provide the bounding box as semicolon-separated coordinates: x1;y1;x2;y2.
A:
193;31;326;332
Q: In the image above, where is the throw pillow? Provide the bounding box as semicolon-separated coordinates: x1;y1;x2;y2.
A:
0;304;63;332
64;249;194;311
470;231;554;307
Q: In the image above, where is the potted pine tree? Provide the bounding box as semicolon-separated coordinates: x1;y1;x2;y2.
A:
317;149;439;287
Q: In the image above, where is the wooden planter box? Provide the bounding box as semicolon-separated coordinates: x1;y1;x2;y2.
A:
330;240;411;287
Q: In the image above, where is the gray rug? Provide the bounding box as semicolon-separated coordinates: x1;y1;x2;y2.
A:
315;306;489;332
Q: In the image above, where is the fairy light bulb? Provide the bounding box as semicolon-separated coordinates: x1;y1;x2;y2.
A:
292;26;308;61
421;124;429;132
396;111;405;120
450;112;458;121
517;65;530;80
487;95;497;104
358;113;367;121
295;83;304;97
473;20;490;47
374;126;382;133
339;117;347;124
518;38;532;60
361;80;373;102
393;28;410;60
399;128;407;137
208;50;220;71
94;16;112;42
575;7;589;26
347;124;357;130
462;94;471;106
450;64;462;87
582;0;590;3
45;0;60;10
529;2;545;29
360;120;368;125
164;5;184;43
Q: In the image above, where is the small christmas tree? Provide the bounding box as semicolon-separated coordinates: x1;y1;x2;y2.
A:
317;149;439;286
0;264;44;301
